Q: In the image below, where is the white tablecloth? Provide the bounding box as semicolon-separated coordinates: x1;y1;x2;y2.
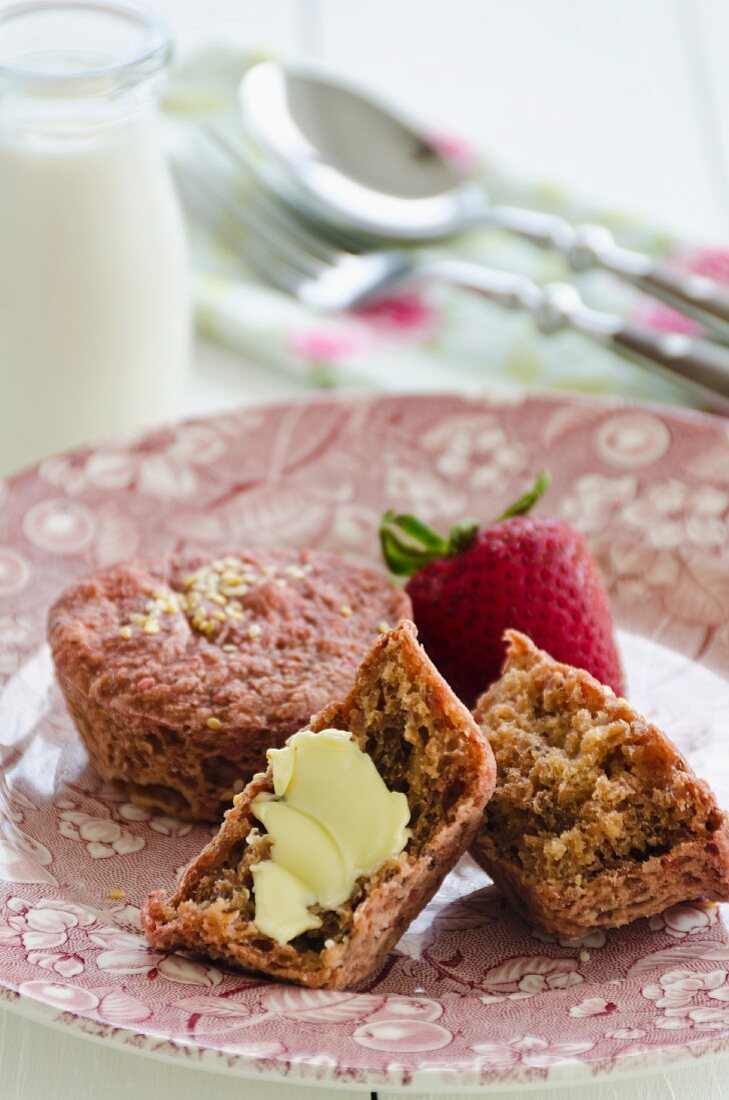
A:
2;338;727;1099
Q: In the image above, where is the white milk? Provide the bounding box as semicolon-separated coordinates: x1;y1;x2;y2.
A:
0;7;190;475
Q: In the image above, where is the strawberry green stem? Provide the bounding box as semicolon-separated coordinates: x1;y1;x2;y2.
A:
497;469;551;520
380;471;550;577
379;511;452;575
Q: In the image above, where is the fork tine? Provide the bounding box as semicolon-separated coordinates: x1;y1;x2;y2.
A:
175;131;414;310
183;144;327;281
175;161;307;295
200;125;362;262
243;167;370;255
199;126;354;272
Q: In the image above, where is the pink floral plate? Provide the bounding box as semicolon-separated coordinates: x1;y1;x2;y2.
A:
1;390;729;1093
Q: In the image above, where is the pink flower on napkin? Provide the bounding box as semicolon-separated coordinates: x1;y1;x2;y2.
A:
289;327;362;365
636;303;700;336
690;247;729;283
289;292;440;371
633;246;729;336
356;291;439;338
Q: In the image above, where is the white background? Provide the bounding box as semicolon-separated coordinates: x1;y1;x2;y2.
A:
3;2;729;1097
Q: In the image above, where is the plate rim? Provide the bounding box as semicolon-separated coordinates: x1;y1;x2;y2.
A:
2;386;729;1091
3;383;726;495
4;978;729;1094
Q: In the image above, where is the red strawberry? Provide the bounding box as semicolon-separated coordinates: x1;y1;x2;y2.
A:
380;473;624;707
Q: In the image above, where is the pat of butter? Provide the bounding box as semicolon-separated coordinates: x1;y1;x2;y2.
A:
249;862;322;943
250;729;410;945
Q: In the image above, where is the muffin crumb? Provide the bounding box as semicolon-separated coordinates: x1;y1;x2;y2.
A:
472;630;729;936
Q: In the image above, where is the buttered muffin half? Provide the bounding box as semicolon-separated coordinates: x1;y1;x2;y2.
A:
142;622;495;990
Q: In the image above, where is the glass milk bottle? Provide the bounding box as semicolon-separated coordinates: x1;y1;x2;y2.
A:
0;2;191;474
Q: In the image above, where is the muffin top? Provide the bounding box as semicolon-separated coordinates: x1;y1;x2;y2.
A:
48;547;411;740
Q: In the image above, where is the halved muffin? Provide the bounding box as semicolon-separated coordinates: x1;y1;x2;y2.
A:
48;547;409;820
142;621;495;989
472;630;729;937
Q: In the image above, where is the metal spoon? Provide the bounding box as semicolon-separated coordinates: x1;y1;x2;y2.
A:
176;128;729;415
240;61;729;339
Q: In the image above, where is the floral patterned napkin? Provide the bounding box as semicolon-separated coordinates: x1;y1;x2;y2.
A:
164;45;729;410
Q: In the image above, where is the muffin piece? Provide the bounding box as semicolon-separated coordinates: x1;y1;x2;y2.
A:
472;630;729;937
48;547;410;820
142;621;495;989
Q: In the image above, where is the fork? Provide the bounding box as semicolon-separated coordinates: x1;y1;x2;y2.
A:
174;128;729;414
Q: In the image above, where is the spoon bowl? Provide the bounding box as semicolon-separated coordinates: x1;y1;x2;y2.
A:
239;60;488;241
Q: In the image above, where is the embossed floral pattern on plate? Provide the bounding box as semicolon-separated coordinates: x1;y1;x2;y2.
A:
1;392;729;1092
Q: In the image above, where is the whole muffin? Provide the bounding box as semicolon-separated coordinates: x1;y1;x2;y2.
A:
48;547;410;820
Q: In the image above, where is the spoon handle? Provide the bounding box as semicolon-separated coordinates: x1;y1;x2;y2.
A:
609;323;729;411
600;249;729;337
420;258;729;413
488;206;729;343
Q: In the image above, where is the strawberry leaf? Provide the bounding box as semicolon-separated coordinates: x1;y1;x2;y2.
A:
380;512;452;576
380;472;550;577
382;512;450;553
379;528;429;576
498;470;550;519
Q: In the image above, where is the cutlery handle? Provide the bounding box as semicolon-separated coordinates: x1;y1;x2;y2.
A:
580;227;729;338
609;322;729;410
489;207;729;342
421;259;729;413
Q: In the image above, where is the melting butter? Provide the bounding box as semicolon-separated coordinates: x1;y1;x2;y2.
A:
250;729;410;945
